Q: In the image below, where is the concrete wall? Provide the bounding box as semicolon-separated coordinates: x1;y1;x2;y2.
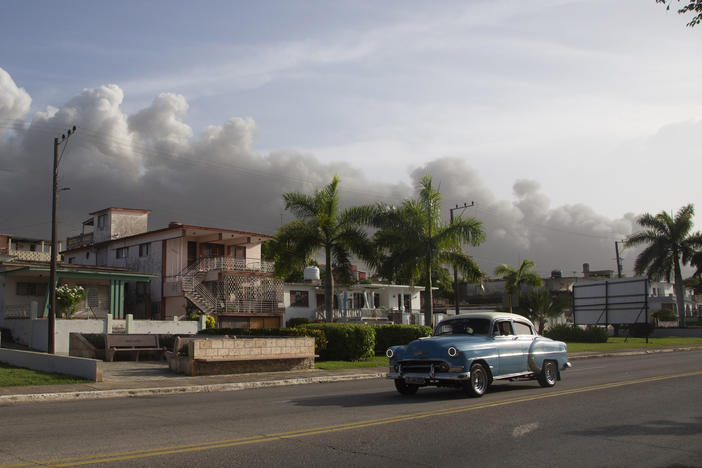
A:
130;318;199;335
1;316;201;354
0;348;102;381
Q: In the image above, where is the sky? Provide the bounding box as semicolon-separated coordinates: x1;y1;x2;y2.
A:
0;0;700;278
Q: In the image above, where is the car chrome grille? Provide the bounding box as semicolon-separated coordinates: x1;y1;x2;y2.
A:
399;360;449;374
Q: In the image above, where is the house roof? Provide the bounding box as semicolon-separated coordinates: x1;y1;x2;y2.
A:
0;260;156;281
89;207;152;216
63;223;273;255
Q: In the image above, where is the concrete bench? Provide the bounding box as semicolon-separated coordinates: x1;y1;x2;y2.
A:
167;336;316;376
105;334;166;362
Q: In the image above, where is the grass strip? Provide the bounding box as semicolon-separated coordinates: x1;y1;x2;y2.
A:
0;363;90;387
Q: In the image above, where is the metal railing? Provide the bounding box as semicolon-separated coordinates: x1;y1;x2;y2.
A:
4;304;32;319
192;257;274;274
179;257;279;315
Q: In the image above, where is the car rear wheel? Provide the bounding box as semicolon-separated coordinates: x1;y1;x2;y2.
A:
538;360;558;387
394;378;419;395
463;362;489;397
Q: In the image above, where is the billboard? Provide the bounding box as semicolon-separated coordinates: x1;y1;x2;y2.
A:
573;277;649;325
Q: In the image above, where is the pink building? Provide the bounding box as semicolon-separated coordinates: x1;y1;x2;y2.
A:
63;208;284;328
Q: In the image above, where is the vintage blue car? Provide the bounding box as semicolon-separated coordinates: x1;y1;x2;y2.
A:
386;312;571;397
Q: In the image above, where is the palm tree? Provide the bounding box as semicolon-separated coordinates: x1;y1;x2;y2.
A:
518;287;568;334
276;176;374;321
625;204;702;327
370;175;485;326
494;259;543;313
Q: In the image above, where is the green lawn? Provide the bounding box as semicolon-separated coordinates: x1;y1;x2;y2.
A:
315;356;389;370
0;363;90;387
566;336;702;353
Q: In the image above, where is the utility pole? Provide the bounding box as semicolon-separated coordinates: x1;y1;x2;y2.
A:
450;202;475;315
614;240;624;279
48;126;76;354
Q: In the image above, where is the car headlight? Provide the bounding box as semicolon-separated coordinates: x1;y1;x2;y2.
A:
447;346;458;357
386;348;394;358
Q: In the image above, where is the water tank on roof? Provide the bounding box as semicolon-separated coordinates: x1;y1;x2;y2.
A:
304;266;320;281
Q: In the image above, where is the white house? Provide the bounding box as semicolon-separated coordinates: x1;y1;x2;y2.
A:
283;281;422;325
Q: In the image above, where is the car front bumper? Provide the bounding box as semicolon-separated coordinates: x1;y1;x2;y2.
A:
387;369;470;382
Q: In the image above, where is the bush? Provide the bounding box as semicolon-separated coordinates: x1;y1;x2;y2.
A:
286;317;310;328
187;313;216;329
627;323;654;338
652;308;678;322
374;324;432;356
300;323;375;361
199;327;327;355
544;324;608;343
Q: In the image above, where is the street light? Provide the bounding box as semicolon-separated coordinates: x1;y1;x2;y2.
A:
449;202;474;315
48;126;76;354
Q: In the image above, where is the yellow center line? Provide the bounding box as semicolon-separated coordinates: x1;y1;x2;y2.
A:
4;369;702;467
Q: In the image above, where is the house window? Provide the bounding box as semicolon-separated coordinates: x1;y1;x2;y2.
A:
68;257;75;264
290;290;309;307
16;282;47;297
116;247;128;259
97;214;107;229
139;243;150;257
87;288;99;308
232;246;246;259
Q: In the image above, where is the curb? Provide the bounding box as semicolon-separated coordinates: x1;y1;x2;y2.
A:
569;345;702;360
0;371;386;406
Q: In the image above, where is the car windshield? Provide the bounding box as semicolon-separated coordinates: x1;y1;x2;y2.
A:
433;318;491;336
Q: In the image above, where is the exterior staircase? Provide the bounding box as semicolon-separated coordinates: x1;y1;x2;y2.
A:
181;264;217;315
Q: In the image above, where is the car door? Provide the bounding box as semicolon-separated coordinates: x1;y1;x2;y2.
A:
492;320;523;375
511;320;537;373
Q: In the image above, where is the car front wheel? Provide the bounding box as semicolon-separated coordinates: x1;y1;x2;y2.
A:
394;378;419;395
538;360;558;387
463;362;489;397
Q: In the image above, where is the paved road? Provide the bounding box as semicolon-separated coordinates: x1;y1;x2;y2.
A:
1;351;701;467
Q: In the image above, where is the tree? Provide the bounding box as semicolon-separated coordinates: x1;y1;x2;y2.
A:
657;0;702;27
518;288;569;335
275;176;374;322
370;175;485;326
494;259;543;313
625;204;702;327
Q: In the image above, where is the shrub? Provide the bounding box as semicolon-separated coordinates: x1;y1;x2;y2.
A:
286;317;310;328
199;327;327;355
627;323;654;338
652;308;678;322
56;284;86;318
374;324;432;355
300;323;375;361
544;324;608;343
187;313;216;329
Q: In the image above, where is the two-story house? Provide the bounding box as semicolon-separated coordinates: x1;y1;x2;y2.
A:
63;208;284;327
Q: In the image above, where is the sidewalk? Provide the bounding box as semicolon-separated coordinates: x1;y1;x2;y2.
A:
2;346;702;405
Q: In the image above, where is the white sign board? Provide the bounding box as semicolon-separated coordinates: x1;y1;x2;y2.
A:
573;277;649;325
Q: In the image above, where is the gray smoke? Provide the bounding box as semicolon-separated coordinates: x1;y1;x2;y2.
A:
0;68;638;277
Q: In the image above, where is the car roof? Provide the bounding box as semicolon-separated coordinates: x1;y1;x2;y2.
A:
438;311;535;326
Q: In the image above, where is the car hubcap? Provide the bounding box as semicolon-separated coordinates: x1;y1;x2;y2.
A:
545;363;556;383
472;368;486;393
